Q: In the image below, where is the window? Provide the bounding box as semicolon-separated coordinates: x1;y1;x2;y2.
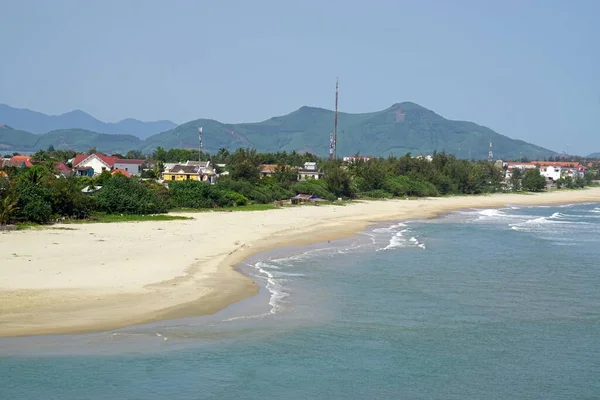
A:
171;176;175;181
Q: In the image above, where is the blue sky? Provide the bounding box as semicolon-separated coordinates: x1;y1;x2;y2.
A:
1;0;598;154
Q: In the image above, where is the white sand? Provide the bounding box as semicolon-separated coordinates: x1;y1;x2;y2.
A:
1;188;600;337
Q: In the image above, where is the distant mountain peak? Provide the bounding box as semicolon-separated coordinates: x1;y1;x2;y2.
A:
0;104;177;139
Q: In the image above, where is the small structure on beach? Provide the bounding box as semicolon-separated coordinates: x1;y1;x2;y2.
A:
291;193;327;205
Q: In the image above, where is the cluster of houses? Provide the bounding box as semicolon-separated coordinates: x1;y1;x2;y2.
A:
4;152;594;191
0;153;326;184
502;161;589;184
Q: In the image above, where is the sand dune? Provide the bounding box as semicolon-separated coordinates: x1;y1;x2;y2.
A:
1;188;600;337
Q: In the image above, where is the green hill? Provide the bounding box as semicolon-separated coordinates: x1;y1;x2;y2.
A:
1;103;556;160
586;152;600;159
0;125;141;154
144;102;555;160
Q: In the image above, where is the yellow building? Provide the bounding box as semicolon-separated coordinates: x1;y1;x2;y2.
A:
162;161;216;183
163;164;202;181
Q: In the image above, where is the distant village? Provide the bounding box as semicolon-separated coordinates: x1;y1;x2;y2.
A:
1;152;596;191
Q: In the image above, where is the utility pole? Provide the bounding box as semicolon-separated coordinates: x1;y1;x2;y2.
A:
198;127;203;162
330;78;339;160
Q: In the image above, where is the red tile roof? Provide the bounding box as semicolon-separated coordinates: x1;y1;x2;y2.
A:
55;161;71;174
0;171;7;177
6;155;33;168
533;161;582;168
115;159;145;165
111;168;132;178
73;153;119;168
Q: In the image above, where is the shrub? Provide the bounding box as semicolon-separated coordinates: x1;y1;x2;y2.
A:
94;175;168;214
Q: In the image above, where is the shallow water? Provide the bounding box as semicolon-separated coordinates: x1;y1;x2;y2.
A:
2;203;600;399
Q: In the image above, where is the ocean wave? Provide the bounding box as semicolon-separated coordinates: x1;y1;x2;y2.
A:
376;228;426;251
253;261;289;314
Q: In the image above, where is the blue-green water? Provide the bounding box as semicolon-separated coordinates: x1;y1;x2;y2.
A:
2;203;600;399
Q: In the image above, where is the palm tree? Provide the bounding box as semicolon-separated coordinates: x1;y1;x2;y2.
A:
0;196;18;225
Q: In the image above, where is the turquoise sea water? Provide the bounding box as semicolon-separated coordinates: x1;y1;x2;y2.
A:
1;202;600;399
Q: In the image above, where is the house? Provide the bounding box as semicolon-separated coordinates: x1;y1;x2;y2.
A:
113;159;146;176
54;162;72;177
260;164;279;178
72;153;119;176
343;155;373;163
2;155;33;168
74;166;94;177
162;160;217;183
72;153;146;177
297;162;321;181
540;165;562;182
259;164;296;178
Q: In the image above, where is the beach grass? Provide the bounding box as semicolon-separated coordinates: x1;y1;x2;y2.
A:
174;204;280;213
76;213;191;223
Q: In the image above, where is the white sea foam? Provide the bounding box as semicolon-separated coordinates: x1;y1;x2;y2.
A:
253;261;288;314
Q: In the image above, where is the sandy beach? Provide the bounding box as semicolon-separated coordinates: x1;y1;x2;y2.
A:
1;188;600;337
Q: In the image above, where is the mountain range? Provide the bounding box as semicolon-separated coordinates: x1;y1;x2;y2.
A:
587;152;600;159
0;104;176;139
0;102;556;160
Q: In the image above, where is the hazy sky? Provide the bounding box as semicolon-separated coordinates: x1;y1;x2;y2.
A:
1;0;598;154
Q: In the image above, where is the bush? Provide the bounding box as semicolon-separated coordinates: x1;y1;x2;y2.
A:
94;175;168;214
362;189;393;199
291;181;336;201
169;181;249;208
14;181;53;224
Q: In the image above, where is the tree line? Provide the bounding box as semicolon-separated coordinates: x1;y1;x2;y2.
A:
1;147;598;226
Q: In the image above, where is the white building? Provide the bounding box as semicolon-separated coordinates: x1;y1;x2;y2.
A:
540;165;562;181
297;161;321;181
114;159;146;176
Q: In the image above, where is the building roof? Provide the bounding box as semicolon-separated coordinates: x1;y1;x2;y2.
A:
55;161;71;174
186;161;210;168
5;155;33;168
167;164;200;174
260;164;281;173
533;161;582;168
73;153;119;168
111;168;132;178
0;170;7;178
115;159;146;165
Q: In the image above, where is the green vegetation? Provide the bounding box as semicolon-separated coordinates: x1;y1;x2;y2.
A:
1;146;596;227
0;102;556;160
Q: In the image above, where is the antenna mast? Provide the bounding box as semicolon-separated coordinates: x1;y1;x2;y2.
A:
333;78;339;160
488;140;493;162
198;127;203;162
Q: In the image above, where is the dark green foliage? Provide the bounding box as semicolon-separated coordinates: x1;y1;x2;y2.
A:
50;177;94;219
217;179;293;203
169;181;248;209
14;182;53;224
363;190;393;199
94;175;168;214
521;168;547;192
323;161;353;198
291;181;336;201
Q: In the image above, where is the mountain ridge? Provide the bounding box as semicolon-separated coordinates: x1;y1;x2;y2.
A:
0;102;556;160
0;104;176;139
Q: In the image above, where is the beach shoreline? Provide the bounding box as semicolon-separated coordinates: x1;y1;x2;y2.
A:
1;188;600;338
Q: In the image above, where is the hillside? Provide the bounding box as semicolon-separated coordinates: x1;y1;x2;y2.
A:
0;125;142;154
0;104;176;139
144;102;555;160
0;103;556;160
587;152;600;159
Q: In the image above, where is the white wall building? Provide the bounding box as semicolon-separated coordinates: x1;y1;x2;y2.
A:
540;165;562;181
114;159;145;176
297;162;320;181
